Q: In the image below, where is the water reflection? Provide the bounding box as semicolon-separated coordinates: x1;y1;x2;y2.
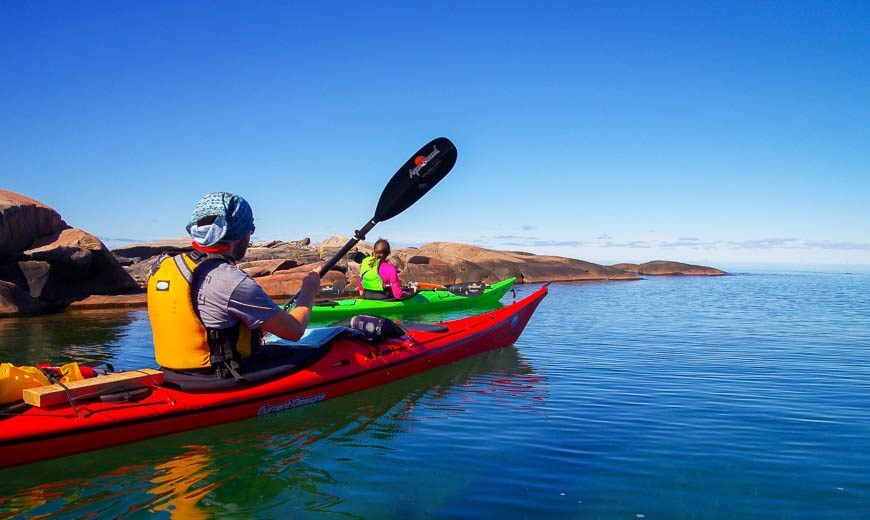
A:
0;346;542;518
148;447;218;519
0;309;141;366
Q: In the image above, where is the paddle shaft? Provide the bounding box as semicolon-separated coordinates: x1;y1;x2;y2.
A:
413;282;448;290
285;219;375;308
284;137;457;309
317;219;377;278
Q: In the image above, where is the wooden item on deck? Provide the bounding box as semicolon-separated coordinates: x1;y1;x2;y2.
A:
22;369;164;408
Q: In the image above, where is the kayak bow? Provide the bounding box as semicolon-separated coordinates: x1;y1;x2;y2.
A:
0;284;547;468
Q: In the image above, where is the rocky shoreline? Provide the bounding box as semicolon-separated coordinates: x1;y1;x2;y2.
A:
1;190;726;317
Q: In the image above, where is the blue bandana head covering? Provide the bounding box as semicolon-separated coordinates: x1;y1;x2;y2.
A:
186;192;254;247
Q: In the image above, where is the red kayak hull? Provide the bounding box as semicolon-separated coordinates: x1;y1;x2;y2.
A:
0;285;547;468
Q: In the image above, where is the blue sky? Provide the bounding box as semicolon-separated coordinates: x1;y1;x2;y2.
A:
2;1;868;269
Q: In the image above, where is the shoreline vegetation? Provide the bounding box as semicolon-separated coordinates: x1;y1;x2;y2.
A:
0;190;725;317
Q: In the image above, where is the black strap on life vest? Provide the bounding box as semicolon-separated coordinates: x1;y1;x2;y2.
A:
206;326;245;381
184;250;259;381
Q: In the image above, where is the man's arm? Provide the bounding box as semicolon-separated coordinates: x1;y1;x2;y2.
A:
260;271;320;340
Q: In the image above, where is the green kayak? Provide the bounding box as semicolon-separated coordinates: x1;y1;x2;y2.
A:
307;277;517;322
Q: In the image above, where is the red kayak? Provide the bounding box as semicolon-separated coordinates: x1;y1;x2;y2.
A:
0;285;547;468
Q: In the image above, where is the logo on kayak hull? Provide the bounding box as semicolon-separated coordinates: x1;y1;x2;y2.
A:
409;146;440;178
257;392;327;415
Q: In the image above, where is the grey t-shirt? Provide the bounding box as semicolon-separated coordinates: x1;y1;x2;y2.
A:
192;262;281;329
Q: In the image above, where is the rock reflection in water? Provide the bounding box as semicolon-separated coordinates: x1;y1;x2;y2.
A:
0;309;142;366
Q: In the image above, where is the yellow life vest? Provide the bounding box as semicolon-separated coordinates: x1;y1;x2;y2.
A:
146;253;258;372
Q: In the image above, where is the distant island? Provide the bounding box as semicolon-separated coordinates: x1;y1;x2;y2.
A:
0;190;725;317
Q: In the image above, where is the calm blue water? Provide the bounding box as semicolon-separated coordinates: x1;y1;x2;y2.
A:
1;271;869;519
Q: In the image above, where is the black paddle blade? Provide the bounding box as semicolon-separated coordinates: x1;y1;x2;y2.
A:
446;281;486;298
374;137;457;222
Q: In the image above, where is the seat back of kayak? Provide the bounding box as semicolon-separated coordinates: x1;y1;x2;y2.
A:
165;327;356;392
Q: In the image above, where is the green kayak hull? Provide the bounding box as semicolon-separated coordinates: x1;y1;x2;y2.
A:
308;277;517;322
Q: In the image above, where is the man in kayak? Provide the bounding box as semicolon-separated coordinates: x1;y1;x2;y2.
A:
358;239;414;300
147;192;321;378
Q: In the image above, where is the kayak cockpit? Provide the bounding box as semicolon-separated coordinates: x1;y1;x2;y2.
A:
163;320;448;392
163;327;350;392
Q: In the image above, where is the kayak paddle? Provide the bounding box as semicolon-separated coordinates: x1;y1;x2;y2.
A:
442;281;487;298
285;137;458;309
411;281;488;297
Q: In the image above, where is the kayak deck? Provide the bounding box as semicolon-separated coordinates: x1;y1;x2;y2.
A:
0;284;547;468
